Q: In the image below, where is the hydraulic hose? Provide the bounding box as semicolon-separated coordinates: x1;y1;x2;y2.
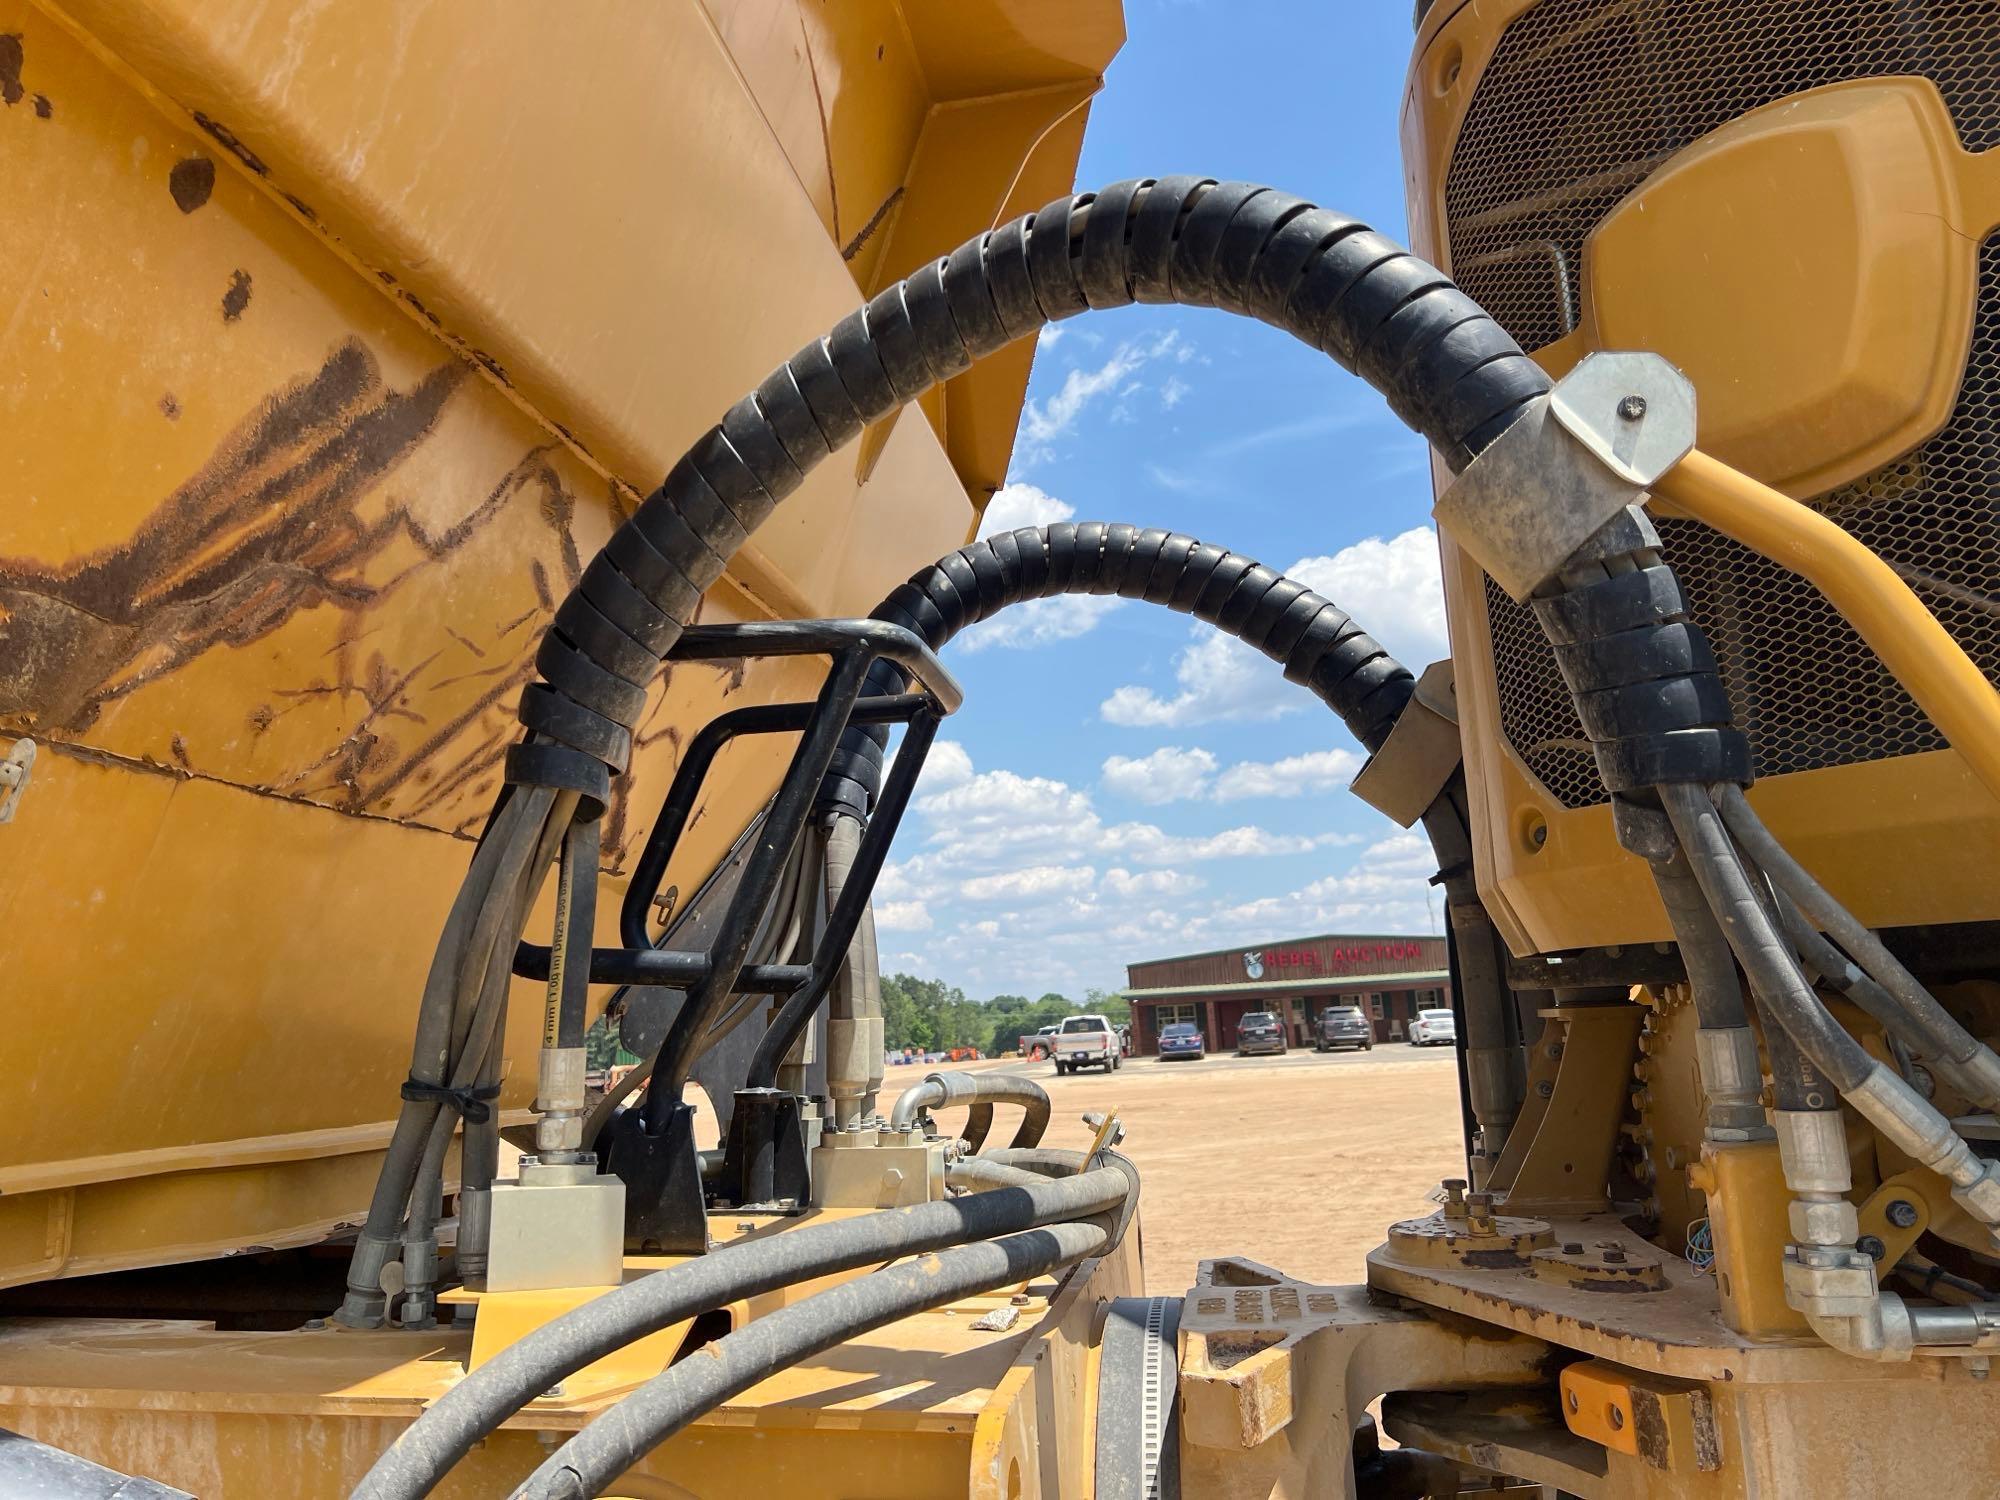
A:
1664;785;2000;1233
887;1070;1052;1148
764;522;1529;1167
514;1220;1112;1500
1662;784;1873;1094
1715;784;2000;1108
354;174;1555;1320
353;1170;1130;1500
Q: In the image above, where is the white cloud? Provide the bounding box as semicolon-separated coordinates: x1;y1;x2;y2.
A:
1016;331;1190;464
977;481;1072;538
1160;375;1191;409
1106;824;1342;863
875;899;934;932
961;595;1122;652
862;742;1417;995
882;737;972;797
1101;867;1205;899
1100;633;1282;728
960;864;1097;902
916;739;973;790
1211;747;1361;802
963;482;1124;651
1099;528;1447;728
1285;527;1448;670
1100;746;1217;805
1184;833;1441;948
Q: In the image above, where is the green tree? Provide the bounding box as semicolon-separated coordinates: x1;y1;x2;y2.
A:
1084;986;1130;1025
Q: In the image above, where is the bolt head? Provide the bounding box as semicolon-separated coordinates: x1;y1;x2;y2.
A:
1602;1247;1627;1264
1536;1080;1555;1100
1617;394;1648;420
1857;1234;1887;1262
1563;1242;1584;1255
1887;1199;1920;1229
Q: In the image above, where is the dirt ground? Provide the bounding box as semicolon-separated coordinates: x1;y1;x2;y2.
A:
909;1045;1466;1295
674;1045;1463;1296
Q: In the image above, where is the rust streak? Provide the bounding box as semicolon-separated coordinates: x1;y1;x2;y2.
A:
0;340;471;735
0;35;22;107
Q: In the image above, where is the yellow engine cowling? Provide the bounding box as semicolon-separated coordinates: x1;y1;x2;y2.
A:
1401;0;2000;961
0;0;1122;1289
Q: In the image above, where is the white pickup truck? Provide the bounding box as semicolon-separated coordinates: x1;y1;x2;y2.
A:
1050;1014;1121;1075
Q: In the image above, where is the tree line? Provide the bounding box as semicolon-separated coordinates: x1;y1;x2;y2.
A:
584;974;1131;1069
883;974;1130;1057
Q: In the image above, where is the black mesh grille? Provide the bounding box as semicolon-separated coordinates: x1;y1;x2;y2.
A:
1449;0;2000;808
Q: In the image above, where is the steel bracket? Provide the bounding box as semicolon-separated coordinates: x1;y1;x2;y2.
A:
1349;660;1460;826
1434;352;1696;601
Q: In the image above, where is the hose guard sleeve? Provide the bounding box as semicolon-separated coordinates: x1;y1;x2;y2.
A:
506;178;1548;785
822;524;1418;813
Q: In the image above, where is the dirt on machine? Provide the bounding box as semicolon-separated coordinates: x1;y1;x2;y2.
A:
6;1;2000;1496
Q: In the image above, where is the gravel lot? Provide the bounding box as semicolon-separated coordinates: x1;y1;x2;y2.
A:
913;1044;1466;1295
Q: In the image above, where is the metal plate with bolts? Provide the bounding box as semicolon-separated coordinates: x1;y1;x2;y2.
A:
1549;352;1698;488
1433;351;1697;601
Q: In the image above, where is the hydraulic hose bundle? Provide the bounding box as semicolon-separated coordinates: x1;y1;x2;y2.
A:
344;163;2000;1500
354;1163;1133;1500
340;174;1552;1328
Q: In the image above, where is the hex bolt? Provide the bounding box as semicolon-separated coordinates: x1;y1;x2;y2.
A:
1857;1234;1887;1262
1602;1247;1627;1265
1441;1178;1469;1218
1546;1042;1565;1061
1536;1080;1555;1100
1564;1241;1585;1255
1887;1199;1920;1229
1618;394;1648;421
1467;1191;1496;1231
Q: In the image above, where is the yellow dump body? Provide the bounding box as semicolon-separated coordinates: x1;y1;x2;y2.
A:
0;0;1122;1289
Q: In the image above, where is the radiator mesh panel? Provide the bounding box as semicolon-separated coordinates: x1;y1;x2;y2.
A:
1448;0;2000;808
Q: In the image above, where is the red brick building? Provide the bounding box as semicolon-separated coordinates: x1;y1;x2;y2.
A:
1121;932;1451;1052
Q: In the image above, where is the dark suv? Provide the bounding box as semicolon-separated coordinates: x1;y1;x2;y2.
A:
1235;1011;1288;1057
1314;1005;1374;1052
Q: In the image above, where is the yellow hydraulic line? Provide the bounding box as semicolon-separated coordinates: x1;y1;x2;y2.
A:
1652;449;2000;804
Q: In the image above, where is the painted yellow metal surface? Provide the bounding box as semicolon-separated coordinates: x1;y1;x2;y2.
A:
0;1236;1140;1497
1400;0;2000;957
0;0;1122;1286
1587;79;1992;500
1656;450;2000;804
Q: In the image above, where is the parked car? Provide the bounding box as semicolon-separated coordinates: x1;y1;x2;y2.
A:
1019;1023;1061;1060
1052;1014;1120;1074
1235;1010;1287;1057
1157;1021;1205;1061
1314;1005;1374;1052
1409;1008;1457;1047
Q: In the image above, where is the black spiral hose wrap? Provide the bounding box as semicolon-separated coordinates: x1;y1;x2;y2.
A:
517;177;1549;790
815;521;1422;818
345;177;1557;1322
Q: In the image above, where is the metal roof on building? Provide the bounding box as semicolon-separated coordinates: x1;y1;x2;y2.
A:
1119;969;1452;1001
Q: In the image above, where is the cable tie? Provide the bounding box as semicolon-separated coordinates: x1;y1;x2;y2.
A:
400;1079;503;1124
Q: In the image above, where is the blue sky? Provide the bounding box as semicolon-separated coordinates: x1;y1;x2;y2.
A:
874;1;1449;1000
